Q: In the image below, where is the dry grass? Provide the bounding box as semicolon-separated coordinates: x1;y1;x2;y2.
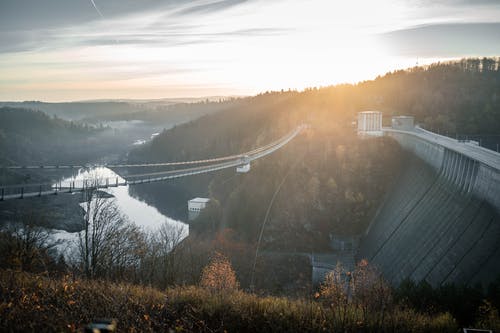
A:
0;270;458;332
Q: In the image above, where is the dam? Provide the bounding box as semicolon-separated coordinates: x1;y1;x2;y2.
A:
357;112;500;288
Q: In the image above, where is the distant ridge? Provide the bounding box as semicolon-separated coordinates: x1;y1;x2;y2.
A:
0;96;245;105
73;95;244;103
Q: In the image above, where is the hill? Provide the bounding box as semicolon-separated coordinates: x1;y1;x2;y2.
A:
128;91;402;252
130;58;500;247
0;99;234;124
0;101;143;121
131;58;500;165
0;107;113;182
0;107;119;231
126;57;500;290
356;57;500;138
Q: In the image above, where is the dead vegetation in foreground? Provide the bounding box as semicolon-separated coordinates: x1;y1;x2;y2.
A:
0;269;459;333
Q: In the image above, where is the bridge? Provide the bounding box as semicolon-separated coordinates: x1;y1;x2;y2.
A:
0;125;305;201
357;113;500;288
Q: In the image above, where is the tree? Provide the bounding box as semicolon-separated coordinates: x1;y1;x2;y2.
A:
320;260;392;328
145;223;186;288
77;185;137;279
0;212;58;272
101;221;146;281
320;263;350;328
350;259;392;325
200;251;239;294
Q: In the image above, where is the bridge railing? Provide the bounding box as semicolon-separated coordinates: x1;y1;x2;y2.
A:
0;125;306;201
0;177;128;200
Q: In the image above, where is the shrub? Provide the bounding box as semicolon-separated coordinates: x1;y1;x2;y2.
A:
200;251;239;294
0;269;459;332
320;260;393;329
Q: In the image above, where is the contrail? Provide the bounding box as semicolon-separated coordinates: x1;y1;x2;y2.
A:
89;0;119;44
89;0;104;18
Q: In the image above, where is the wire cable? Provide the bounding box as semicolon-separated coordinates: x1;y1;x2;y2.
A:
249;151;305;291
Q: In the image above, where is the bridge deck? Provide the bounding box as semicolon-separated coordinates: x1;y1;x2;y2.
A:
0;126;304;200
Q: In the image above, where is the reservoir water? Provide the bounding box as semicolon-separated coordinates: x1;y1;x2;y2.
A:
52;167;189;255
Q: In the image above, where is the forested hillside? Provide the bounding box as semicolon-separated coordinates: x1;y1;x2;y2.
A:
83;99;235;124
0;107;116;231
129;57;500;260
356;57;500;135
0;99;230;125
0;107;112;183
133;57;500;163
0;101;144;121
129;91;403;254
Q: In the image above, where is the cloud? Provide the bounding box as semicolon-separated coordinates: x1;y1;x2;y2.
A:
0;0;251;31
0;0;168;30
377;22;500;57
0;0;260;53
176;0;248;15
416;0;500;5
2;0;500;101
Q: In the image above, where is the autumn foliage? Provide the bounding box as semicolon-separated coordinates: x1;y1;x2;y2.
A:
320;260;393;329
0;269;462;332
200;251;239;294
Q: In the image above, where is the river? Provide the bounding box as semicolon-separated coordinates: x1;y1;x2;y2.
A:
52;166;189;256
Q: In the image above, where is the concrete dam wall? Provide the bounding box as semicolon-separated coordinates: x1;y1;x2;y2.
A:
358;129;500;288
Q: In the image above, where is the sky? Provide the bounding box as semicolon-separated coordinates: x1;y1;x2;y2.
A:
1;0;500;102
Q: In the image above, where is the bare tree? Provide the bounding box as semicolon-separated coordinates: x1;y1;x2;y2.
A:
77;186;130;279
320;260;392;328
320;263;350;328
170;233;213;286
350;259;392;325
158;223;186;286
75;180;189;283
103;222;147;281
141;223;186;288
0;212;58;272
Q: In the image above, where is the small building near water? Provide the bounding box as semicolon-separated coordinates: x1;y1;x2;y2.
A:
188;197;210;220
